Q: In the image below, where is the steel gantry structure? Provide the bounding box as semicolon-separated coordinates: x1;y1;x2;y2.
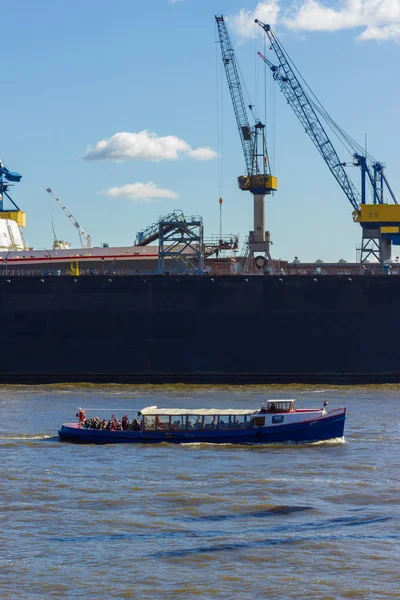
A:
0;160;26;228
215;15;278;272
256;19;400;266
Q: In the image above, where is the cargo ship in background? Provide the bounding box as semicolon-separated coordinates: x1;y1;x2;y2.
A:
0;18;400;385
0;178;399;385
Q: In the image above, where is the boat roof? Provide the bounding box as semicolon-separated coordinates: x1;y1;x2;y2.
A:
140;406;255;416
266;399;295;404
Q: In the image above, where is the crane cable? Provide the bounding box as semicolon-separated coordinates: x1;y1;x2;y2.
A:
48;190;58;245
274;38;378;164
263;32;276;175
215;23;223;203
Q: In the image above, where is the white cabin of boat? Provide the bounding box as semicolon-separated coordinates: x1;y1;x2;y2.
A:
139;406;256;431
261;399;296;413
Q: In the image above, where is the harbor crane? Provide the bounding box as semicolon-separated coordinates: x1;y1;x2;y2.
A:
215;15;278;271
0;160;26;227
255;20;400;265
46;188;92;248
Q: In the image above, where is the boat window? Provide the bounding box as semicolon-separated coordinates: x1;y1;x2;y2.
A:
143;416;156;430
267;401;293;413
156;415;171;431
204;415;218;430
171;415;185;430
240;414;254;429
186;415;203;430
219;414;252;429
272;415;284;424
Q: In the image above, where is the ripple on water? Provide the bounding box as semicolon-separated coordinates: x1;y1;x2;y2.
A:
1;384;399;599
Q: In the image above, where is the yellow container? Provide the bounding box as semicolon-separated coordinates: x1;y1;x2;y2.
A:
0;210;26;227
69;261;80;276
356;204;400;224
237;174;278;192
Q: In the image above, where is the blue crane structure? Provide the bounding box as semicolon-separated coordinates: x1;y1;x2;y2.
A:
0;161;22;210
215;15;278;272
0;160;26;228
255;20;400;265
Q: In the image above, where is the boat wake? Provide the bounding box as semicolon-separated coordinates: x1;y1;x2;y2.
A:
180;437;345;449
0;433;56;441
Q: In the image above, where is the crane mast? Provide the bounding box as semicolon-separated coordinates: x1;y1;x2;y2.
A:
215;15;278;271
46;188;92;249
256;20;400;265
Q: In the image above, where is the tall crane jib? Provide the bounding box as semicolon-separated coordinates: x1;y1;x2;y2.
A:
255;19;400;265
215;15;277;196
215;15;278;273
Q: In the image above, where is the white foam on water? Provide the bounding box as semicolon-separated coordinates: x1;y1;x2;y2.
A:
0;434;55;440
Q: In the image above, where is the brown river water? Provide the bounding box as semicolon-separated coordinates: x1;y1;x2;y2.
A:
0;384;399;599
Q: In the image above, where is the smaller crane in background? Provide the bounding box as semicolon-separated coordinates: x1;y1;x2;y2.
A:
46;188;92;249
0;160;26;228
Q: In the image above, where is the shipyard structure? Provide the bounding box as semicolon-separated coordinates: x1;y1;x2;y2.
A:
0;208;399;384
0;19;399;384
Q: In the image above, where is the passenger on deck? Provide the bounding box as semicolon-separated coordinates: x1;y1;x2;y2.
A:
129;418;140;431
194;417;202;430
121;415;130;430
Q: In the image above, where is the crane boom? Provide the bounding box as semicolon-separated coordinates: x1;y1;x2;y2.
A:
256;21;361;213
215;15;255;177
215;15;277;196
256;21;400;266
46;188;92;248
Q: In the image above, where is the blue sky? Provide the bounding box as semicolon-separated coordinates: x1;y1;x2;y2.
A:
2;0;399;261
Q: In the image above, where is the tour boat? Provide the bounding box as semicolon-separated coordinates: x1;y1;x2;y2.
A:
58;400;346;444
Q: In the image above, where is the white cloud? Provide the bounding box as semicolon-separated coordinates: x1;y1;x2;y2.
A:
83;130;217;162
359;22;400;41
169;0;184;3
228;1;280;42
186;147;219;160
283;0;400;42
103;182;178;203
229;0;400;43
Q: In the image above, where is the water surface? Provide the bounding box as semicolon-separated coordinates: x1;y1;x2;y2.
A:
1;384;399;599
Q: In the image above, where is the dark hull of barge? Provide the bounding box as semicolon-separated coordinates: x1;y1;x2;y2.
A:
0;274;398;384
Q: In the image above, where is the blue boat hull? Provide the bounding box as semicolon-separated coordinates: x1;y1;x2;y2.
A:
58;412;345;445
